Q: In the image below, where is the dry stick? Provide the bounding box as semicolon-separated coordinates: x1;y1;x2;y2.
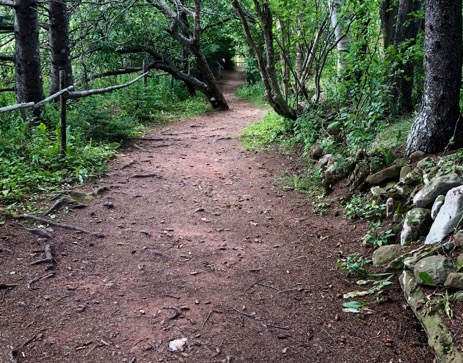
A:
231;308;289;330
202;309;222;329
27;272;55;290
30;245;54;266
121;160;136;170
14;222;53;239
44;197;73;216
130;173;162;179
0;283;17;289
132;144;148;152
8;329;46;362
18;214;105;238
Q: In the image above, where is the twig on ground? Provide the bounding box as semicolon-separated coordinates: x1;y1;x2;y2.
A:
202;309;223;329
256;282;278;291
163;294;181;299
132;144;148;152
0;283;17;289
121;160;136;169
18;214;105;238
44;197;73;216
244;279;264;293
27;272;55;290
14;223;52;239
130;173;162;179
30;245;54;266
8;329;46;362
277;287;307;294
231;308;289;330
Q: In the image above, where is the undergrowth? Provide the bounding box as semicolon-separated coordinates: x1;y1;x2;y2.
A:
0;75;210;211
235;81;268;108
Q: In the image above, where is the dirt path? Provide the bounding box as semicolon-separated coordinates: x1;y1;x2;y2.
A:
1;71;432;362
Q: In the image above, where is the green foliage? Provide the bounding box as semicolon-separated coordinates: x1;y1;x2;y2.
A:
342;300;370;314
368;116;414;155
235;82;267;108
311;200;331;215
337;253;372;278
419;272;434;286
0;75;211;207
362;221;395;248
343;195;386;220
239;111;291;151
0;114;115;204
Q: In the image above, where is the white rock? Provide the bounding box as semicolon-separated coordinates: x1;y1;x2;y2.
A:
430;195;445;220
169;338;188;352
426;186;463;244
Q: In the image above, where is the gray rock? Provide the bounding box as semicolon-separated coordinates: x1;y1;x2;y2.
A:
401;169;422;185
318;154;334;167
426;186;463;244
372;245;407;267
310;144;323;160
408;150;426;164
400;208;432;245
365;164;401;185
413;173;463;208
430;195;445;220
348;160;369;191
445;273;463;289
414;255;454;286
400;166;412;181
400;270;463;363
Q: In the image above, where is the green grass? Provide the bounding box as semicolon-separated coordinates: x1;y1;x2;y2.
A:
240;111;291;151
368;116;414;155
235;82;268;108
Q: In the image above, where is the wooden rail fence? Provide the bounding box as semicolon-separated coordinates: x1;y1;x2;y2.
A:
0;66;149;156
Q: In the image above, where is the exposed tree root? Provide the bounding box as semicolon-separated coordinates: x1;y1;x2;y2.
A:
18;215;105;238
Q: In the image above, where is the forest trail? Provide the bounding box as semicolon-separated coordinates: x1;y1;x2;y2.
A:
0;70;432;362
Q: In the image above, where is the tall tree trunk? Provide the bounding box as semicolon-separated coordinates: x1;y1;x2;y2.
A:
392;0;422;115
328;0;350;77
380;0;398;49
406;0;463;155
14;0;44;117
49;0;73;95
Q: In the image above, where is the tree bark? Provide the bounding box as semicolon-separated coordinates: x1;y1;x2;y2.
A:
49;0;73;95
406;0;463;155
14;0;44;117
392;0;422;115
379;0;398;50
328;0;350;77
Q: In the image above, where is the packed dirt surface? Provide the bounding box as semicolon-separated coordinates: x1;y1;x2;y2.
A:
0;70;433;363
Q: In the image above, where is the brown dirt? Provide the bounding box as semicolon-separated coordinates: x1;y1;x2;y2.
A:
0;70;433;363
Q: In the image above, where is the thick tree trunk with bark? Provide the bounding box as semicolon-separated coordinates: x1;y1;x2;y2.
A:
380;0;398;49
49;0;73;95
14;0;44;116
406;0;463;155
392;0;421;114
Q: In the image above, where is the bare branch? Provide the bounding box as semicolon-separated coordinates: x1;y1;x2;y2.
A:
68;72;148;99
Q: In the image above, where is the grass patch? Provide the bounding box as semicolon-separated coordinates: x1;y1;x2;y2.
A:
235;82;268;108
368;116;413;155
240;111;291;151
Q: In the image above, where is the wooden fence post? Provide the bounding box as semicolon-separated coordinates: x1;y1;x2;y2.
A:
143;60;148;88
59;70;67;156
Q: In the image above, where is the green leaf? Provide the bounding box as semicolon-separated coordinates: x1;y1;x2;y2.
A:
342;301;369;313
419;272;434;286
